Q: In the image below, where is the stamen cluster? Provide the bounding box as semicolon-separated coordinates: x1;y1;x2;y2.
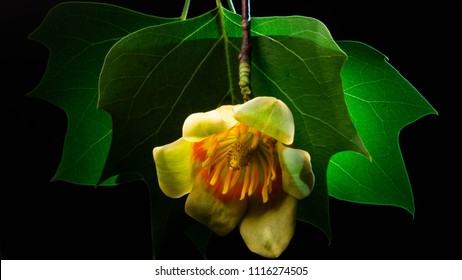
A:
193;123;279;202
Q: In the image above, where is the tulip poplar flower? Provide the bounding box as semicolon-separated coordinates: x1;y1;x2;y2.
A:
153;96;314;258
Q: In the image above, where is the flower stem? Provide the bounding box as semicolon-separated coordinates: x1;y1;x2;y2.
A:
180;0;191;20
239;0;252;102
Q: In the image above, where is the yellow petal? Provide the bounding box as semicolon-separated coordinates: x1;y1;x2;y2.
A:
185;175;247;236
277;142;315;200
239;193;297;258
182;105;238;142
153;138;194;198
234;97;294;145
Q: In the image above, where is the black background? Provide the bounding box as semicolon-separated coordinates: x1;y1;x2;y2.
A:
1;0;460;260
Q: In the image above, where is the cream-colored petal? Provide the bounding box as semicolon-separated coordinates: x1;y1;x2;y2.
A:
234;96;294;145
183;105;238;142
185;176;247;236
277;142;315;200
239;193;297;258
153;138;194;198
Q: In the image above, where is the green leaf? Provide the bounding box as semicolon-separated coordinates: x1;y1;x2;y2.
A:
27;2;178;185
98;5;367;249
32;3;434;259
328;41;438;214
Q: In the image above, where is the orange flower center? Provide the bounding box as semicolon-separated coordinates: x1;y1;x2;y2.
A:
192;123;281;203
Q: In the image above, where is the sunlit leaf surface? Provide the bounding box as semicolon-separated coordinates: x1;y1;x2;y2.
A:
328;41;437;214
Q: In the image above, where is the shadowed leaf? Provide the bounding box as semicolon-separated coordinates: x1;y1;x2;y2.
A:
28;2;178;185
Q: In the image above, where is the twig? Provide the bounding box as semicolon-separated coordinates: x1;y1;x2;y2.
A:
238;0;252;102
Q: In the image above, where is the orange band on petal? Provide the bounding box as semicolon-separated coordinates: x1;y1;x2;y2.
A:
192;123;282;203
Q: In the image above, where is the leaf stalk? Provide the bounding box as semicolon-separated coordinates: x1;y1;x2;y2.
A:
227;0;236;13
180;0;191;20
